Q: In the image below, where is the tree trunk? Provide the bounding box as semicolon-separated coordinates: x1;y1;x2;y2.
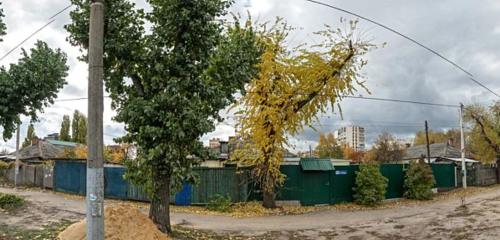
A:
149;173;171;234
262;188;277;209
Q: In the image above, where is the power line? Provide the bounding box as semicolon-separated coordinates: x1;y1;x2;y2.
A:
304;0;500;98
342;95;459;108
48;4;73;20
0;20;55;62
246;91;460;108
0;4;73;62
54;96;111;102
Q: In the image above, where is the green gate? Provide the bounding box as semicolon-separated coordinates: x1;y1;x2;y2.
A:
330;165;358;204
278;165;302;201
431;163;456;188
300;171;330;205
380;164;405;199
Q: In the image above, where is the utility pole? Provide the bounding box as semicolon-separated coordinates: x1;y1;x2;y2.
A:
425;120;431;163
87;0;105;239
14;122;20;187
459;103;467;189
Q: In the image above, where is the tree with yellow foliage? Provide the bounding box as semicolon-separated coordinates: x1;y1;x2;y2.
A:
413;129;461;148
343;145;365;162
465;101;499;164
233;19;375;208
315;132;343;159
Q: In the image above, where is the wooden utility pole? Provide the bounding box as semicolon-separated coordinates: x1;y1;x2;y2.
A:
425;120;431;163
459;103;467;188
87;0;105;239
14;122;20;187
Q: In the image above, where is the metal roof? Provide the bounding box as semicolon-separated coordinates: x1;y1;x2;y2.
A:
47;140;79;147
403;143;462;160
300;158;334;171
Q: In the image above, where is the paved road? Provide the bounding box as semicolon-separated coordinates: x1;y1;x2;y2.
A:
2;186;500;239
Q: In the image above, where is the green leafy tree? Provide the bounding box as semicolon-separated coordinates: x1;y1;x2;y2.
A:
76;115;87;144
71;110;81;142
315;132;343;159
0;3;6;41
22;124;36;148
59;115;71;141
404;158;436;200
353;163;388;206
71;110;87;144
66;0;261;233
0;41;68;140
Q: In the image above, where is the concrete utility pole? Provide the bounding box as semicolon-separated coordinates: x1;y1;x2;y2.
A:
459;103;467;189
425;120;431;163
14;122;20;187
87;0;105;239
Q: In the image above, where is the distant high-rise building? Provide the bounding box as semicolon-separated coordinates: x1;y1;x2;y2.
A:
336;125;365;151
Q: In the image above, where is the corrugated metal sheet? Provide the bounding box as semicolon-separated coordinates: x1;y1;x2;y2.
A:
330;165;358;204
190;167;250;205
380;164;405;199
432;163;456;188
104;167;128;199
300;158;334;171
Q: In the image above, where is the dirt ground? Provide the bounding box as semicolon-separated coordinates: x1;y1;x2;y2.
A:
2;186;500;239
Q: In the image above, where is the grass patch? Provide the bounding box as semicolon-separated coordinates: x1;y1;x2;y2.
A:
0;193;24;210
206;194;232;212
0;220;73;240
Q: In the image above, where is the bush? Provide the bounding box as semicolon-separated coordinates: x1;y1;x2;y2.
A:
0;160;9;170
0;193;25;210
404;159;436;200
206;194;232;212
353;163;388;206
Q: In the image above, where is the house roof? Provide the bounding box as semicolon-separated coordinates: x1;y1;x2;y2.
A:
14;141;64;160
9;140;78;161
300;158;334;171
403;142;462;160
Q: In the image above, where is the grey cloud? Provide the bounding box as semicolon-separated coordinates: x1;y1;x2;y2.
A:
2;0;499;151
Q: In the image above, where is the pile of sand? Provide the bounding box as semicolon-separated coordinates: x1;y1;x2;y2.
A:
58;205;169;240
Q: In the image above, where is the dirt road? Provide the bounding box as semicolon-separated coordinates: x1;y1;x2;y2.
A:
2;186;500;239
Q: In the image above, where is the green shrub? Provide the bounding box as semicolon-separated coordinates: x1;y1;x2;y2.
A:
206;194;232;212
0;160;9;170
353;163;388;206
0;193;25;210
404;159;436;200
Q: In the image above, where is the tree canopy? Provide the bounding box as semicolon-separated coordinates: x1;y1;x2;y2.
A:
365;133;405;163
315;132;343;159
413;128;461;148
0;3;6;41
22;124;36;148
465;101;499;163
66;0;262;233
0;41;68;140
59;115;71;141
232;19;375;208
71;110;87;144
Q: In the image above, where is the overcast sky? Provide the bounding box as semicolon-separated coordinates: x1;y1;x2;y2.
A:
0;0;499;152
